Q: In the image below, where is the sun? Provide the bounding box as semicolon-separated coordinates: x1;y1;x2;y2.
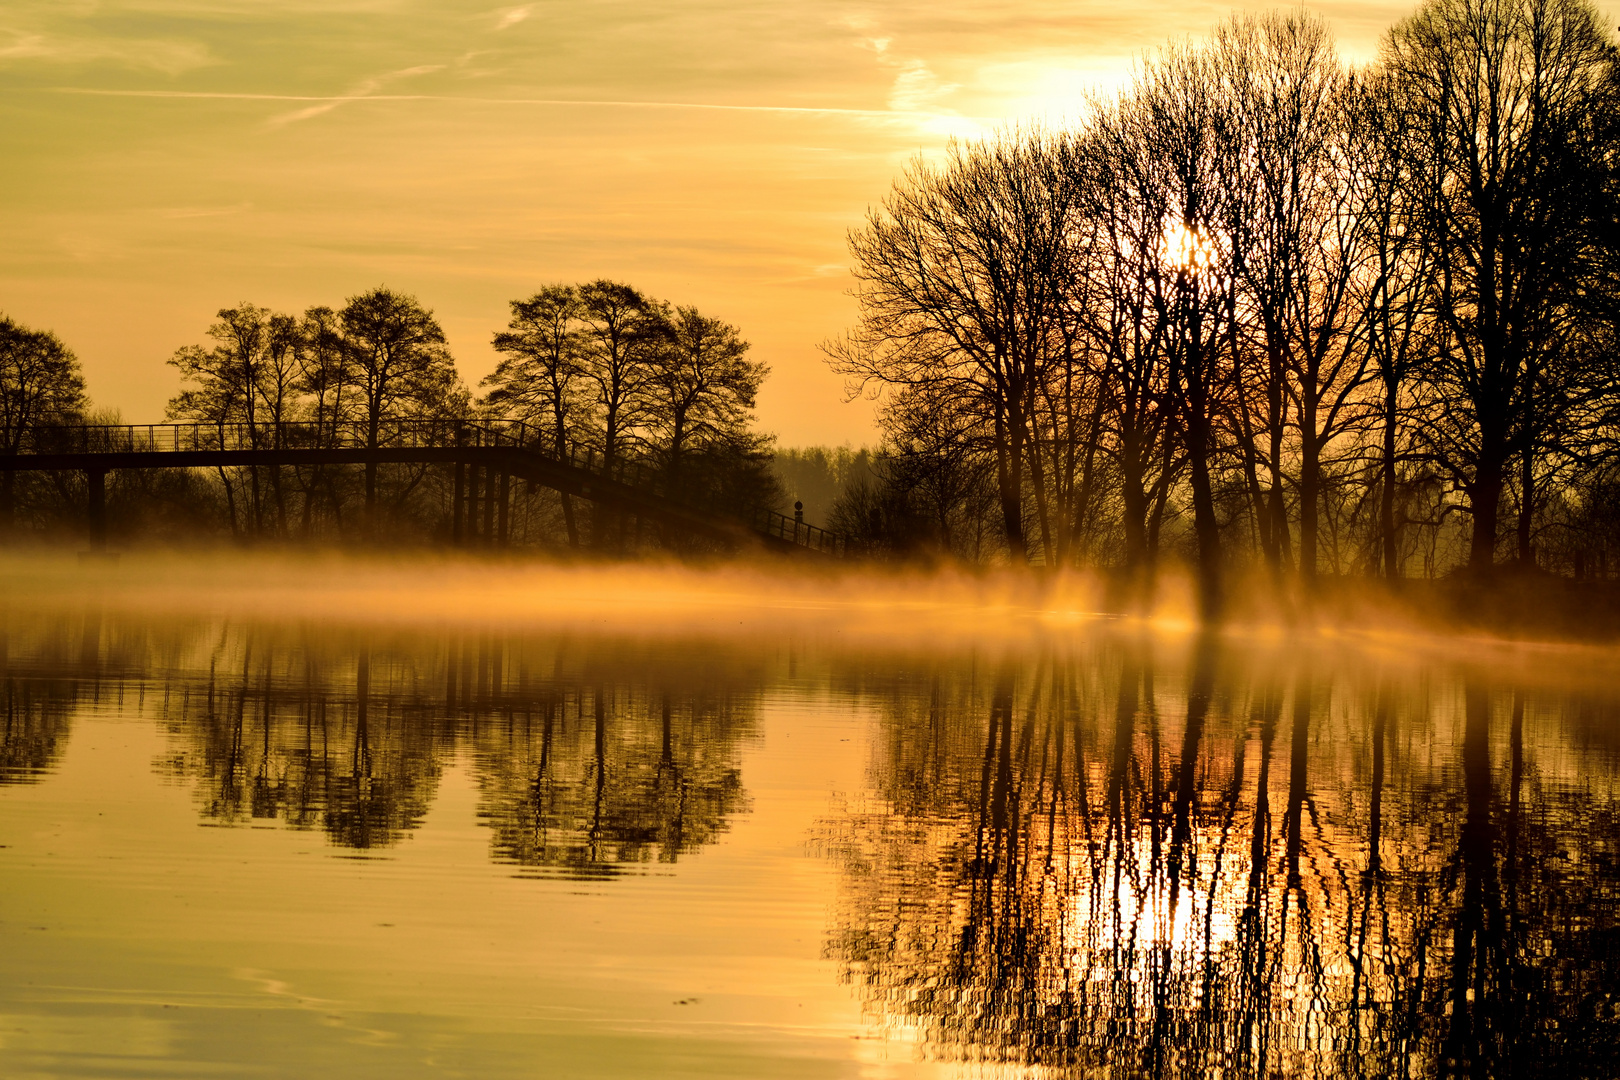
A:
1161;220;1218;273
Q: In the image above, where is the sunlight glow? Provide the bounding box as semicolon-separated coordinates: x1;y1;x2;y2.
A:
1160;220;1218;273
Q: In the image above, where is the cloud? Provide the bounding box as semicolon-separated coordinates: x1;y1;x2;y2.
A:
833;15;959;114
0;27;215;74
159;202;253;219
268;63;444;125
0;32;48;59
492;5;533;31
888;60;958;112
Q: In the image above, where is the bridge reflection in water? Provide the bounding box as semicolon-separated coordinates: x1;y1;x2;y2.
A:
5;609;1620;1074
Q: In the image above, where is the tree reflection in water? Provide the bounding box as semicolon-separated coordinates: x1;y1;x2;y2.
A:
1;674;76;785
2;610;758;873
1;606;116;784
461;637;756;877
821;636;1620;1077
153;631;759;872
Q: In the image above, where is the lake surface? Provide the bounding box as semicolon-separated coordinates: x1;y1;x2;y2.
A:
3;557;1619;1078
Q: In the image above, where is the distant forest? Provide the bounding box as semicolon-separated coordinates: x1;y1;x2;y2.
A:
825;0;1620;599
0;281;785;550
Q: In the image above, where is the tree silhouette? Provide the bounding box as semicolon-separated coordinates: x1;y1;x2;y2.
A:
1386;0;1620;573
338;287;464;515
827;0;1620;591
0;314;86;534
487;285;590;545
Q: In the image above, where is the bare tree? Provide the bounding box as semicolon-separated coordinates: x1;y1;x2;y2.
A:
1350;71;1437;579
1216;14;1377;584
1385;0;1618;573
648;307;766;491
488;285;588;545
337;287;462;515
1106;47;1242;610
1075;118;1182;590
167;302;285;534
827;131;1083;563
576;280;666;467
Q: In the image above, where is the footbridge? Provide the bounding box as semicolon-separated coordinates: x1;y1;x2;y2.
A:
0;420;844;557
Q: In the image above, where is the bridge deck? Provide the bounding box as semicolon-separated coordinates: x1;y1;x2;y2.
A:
1;421;844;558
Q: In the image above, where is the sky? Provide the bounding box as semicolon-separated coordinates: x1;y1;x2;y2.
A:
2;0;1451;447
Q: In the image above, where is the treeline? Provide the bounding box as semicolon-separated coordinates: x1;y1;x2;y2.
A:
771;445;881;526
828;0;1620;603
0;281;777;549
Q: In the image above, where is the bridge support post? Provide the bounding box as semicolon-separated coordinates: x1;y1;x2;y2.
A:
482;464;496;546
498;471;511;547
466;465;481;544
87;468;107;551
452;462;465;546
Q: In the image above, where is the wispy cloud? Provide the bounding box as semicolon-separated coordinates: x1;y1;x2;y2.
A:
0;26;214;74
0;31;48;59
268;63;443;125
834;15;960;113
55;86;965;121
159;201;253;219
888;60;959;111
492;5;533;31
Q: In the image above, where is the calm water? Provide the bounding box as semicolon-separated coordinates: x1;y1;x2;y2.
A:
3;563;1620;1078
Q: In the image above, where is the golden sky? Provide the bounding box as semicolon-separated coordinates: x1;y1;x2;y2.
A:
2;0;1457;446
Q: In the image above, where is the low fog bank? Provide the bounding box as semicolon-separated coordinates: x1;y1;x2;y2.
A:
4;548;1618;674
0;548;1115;650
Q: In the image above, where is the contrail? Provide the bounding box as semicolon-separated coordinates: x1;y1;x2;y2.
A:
49;87;944;119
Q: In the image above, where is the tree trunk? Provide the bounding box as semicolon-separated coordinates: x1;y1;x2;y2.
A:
249;466;262;538
993;412;1027;562
1070;393;1106;567
668;413;686;497
365;412;380;517
552;416;580;548
1236;403;1269;559
482;464;496;545
1299;391;1320;584
1266;342;1289;575
1381;380;1399;579
1120;431;1151;606
561;494;579;548
1516;438;1534;566
219;466;240;539
1468;441;1506;574
1026;438;1056;568
1187;421;1221;615
498;470;511;547
452;462;465;546
1184;294;1221;616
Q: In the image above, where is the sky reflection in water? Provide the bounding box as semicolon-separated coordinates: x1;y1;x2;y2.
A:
2;560;1618;1077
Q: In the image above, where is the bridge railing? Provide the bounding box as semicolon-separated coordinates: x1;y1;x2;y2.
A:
754;508;845;558
25;420;661;482
15;420;847;557
25;419;490;455
23;421;708;501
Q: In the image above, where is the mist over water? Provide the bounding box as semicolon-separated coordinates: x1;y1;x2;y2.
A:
3;553;1619;1077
